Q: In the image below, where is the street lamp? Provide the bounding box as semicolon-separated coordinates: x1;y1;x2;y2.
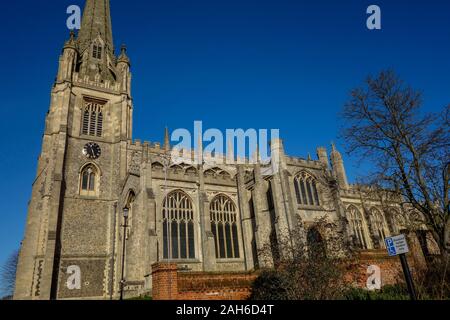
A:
119;207;129;301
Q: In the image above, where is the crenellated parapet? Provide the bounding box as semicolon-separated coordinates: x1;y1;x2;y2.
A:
72;72;122;92
285;155;324;169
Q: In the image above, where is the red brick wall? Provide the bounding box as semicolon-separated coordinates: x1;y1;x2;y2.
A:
178;272;258;300
346;249;425;289
152;251;422;300
151;263;178;300
151;263;257;300
346;251;404;288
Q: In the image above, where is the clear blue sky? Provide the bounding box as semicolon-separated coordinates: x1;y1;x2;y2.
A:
0;0;449;268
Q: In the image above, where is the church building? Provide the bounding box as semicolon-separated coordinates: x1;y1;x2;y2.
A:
14;0;417;300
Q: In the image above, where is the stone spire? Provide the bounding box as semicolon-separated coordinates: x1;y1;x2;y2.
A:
164;127;170;151
77;0;114;56
75;0;120;83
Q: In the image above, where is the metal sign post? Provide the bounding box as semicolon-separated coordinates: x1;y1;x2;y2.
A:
399;253;417;300
385;234;418;300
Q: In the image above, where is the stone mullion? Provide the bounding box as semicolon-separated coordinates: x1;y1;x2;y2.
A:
229;204;236;259
214;211;220;258
94;105;100;137
300;179;307;204
306;179;313;206
222;220;228;259
358;221;366;249
184;216;189;259
214;201;222;258
176;210;181;260
168;207;172;259
230;221;236;259
225;203;230;258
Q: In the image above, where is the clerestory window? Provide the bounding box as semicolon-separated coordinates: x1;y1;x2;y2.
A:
294;172;320;206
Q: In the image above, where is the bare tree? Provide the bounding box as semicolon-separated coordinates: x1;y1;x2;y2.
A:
340;70;450;256
251;218;354;300
0;250;19;299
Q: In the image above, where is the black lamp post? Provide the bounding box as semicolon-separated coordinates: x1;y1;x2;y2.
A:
119;207;129;301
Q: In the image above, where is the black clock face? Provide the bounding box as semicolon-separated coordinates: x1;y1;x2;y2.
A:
83;143;102;160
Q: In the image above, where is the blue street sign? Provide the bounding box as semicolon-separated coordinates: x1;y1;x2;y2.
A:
385;237;397;256
385;234;409;257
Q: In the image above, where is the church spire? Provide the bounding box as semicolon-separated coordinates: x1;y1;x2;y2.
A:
77;0;114;55
164;127;170;151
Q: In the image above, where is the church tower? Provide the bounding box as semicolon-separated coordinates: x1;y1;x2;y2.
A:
14;0;132;299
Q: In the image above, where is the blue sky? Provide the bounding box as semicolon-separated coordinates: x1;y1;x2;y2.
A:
0;0;449;269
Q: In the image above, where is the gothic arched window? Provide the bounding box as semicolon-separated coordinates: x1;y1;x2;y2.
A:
82;100;104;137
162;191;195;260
92;42;103;60
370;208;389;247
385;208;399;234
210;195;240;259
294;172;320;206
348;206;368;249
80;164;98;197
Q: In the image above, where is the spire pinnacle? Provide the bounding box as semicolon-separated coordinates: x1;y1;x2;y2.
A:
118;44;130;64
164;127;170;151
331;142;342;159
64;30;77;49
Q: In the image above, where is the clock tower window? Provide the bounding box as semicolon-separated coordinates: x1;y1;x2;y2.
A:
80;164;99;197
82;100;104;137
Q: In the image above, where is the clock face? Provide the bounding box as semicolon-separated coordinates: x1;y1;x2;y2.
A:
83;143;102;160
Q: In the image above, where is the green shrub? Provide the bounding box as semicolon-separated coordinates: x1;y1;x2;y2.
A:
250;270;289;300
126;295;152;300
343;285;410;300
